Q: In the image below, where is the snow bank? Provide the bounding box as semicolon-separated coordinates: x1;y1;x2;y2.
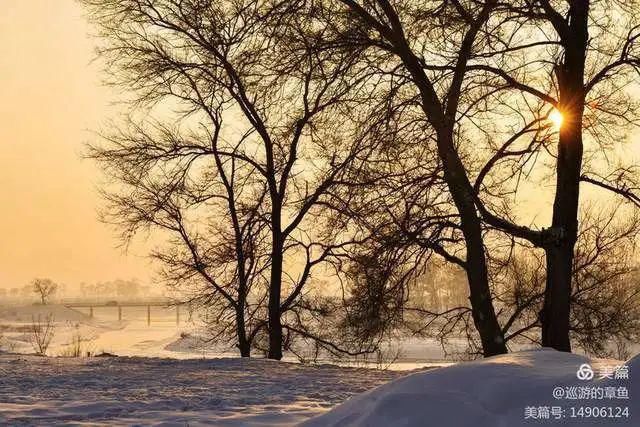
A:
303;349;638;426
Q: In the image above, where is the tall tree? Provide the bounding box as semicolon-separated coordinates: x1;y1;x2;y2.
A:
473;0;640;351
82;0;381;359
314;0;640;356
323;0;520;356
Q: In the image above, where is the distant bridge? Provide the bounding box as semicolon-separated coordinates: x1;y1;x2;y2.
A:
62;301;190;326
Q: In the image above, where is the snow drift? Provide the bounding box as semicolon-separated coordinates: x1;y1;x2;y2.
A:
303;349;638;426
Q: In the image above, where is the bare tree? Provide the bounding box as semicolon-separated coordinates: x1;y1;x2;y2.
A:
91;120;271;357
326;0;640;355
465;0;640;351
29;314;56;356
82;0;383;359
32;278;58;305
311;0;555;356
311;0;515;356
81;0;640;359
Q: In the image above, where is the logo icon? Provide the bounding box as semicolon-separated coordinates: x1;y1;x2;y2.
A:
577;363;594;381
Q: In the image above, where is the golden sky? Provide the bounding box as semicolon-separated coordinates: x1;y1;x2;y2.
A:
1;1;638;291
0;0;152;288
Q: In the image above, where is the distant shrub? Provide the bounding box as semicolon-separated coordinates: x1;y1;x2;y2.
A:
29;314;55;356
58;331;83;357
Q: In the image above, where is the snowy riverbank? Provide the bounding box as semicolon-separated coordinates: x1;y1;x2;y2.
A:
2;305;638;426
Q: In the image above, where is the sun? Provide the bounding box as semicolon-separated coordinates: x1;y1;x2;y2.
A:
549;109;564;129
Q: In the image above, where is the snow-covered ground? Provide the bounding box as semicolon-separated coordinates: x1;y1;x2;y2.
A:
305;349;639;426
2;350;636;426
0;354;404;426
2;305;639;426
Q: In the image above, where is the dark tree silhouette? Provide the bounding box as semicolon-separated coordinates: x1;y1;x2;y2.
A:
472;0;640;351
309;0;640;356
324;0;509;356
81;0;640;359
88;120;270;357
82;0;384;359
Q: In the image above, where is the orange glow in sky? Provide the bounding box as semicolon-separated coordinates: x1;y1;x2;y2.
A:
0;0;152;289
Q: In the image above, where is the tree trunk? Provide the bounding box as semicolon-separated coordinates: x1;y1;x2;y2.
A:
267;250;283;359
542;244;574;351
541;1;588;352
267;215;284;360
396;39;507;357
462;216;508;357
236;305;251;357
439;132;507;357
541;108;583;352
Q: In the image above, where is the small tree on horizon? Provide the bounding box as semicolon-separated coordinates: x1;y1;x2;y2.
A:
32;278;58;305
